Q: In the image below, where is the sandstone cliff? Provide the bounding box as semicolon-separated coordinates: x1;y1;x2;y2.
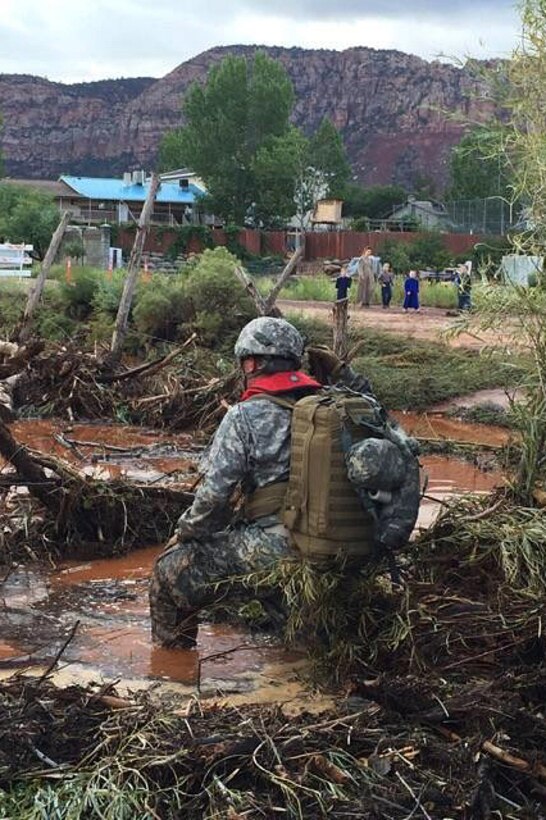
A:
0;45;492;190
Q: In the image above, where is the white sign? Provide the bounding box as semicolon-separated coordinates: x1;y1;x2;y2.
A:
0;243;33;277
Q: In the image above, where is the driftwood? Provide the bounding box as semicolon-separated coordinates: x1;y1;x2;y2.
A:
0;419;193;548
332;298;349;360
99;333;196;383
110;173;160;362
17;210;71;343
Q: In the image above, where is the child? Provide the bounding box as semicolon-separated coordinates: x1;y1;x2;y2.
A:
378;262;394;308
403;270;420;312
335;267;352;301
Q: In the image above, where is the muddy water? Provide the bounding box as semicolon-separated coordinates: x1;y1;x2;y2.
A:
0;416;504;698
417;454;503;530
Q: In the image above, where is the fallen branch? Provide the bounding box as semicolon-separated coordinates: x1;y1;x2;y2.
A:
482;740;546;781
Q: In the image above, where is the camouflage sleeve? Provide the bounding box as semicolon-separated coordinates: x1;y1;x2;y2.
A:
176;406;248;540
336;363;374;396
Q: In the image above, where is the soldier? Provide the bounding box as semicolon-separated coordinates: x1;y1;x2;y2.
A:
149;316;376;648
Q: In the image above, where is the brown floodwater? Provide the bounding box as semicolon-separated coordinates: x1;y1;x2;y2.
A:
0;416;505;693
392;411;513;447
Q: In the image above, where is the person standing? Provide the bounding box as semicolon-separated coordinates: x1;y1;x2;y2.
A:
378;262;394;309
403;270;420;312
357;247;375;308
454;262;472;311
334;267;352;302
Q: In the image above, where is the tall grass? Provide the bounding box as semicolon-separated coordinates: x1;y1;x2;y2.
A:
259;274;458;309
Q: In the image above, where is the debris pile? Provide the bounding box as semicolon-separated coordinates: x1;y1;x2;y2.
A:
12;342;239;432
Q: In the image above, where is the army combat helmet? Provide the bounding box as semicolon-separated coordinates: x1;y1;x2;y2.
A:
234;317;304;366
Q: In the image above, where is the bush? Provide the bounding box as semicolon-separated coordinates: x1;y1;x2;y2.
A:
133;275;193;342
92;269;129;317
184;247;256;347
376;238;411;273
407;233;451;270
59;267;102;319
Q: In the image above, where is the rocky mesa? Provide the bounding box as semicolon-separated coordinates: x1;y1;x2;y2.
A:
0;45;493;189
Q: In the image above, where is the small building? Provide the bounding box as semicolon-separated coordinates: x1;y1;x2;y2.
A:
387;197;450;231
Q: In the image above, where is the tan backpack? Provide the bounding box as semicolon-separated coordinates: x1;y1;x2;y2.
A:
245;390;387;559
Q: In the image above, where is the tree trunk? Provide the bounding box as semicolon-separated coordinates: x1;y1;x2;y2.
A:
17;210;71;342
0;421;59;513
263;246;303;313
110;173;160;362
233;265;279;317
332;298;349;360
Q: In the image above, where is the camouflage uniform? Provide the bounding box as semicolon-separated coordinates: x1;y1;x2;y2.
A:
149;319;380;647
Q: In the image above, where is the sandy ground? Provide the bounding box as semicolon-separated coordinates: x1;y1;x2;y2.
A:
278;300;505;349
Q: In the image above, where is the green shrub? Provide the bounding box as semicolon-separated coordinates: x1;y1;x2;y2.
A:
0;283;27;336
93;269;128;317
59;267;102;319
407;232;451;270
133;275;193;342
184;247;256;348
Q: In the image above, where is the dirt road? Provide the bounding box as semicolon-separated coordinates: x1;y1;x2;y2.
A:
278;300;501;349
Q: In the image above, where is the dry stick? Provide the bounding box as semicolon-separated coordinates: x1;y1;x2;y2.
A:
37;620;80;684
263;246;304;313
482;740;546;781
99;333;197;383
17;210;71;343
110;173;160;362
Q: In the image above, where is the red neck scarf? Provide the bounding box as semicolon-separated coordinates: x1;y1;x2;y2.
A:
240;370;321;402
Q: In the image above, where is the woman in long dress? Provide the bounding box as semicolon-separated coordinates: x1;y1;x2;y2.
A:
403;270;420;312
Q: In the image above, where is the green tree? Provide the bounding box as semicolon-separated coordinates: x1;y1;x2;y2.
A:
446;126;512;201
252;126;310;227
159;52;294;225
0;183;59;259
309;117;351;198
343;184;407;221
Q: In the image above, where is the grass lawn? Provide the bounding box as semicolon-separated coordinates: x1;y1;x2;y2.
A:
289;315;519;411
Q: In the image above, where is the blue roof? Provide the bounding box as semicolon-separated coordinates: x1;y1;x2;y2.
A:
60;175;204;204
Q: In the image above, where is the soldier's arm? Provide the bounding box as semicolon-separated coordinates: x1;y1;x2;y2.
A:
176;407;248;540
336;364;374;396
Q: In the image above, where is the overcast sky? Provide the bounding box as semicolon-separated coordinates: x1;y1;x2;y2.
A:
0;0;520;84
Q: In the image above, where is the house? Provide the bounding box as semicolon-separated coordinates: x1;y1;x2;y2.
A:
387;197;451;231
3;171;207;226
58;171;206;225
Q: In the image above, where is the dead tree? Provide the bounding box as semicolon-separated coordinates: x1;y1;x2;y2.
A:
332;298;349;360
16;210;71;343
110;173;160;362
263;246;303;314
234;246;303;319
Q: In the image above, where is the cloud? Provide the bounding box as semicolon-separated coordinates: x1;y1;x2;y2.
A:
0;0;519;83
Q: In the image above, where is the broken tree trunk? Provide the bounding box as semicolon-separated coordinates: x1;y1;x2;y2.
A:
0;421;60;514
233;265;276;316
332;298;349;360
110;173;160;363
17;210;71;343
0;419;194;546
263;246;303;313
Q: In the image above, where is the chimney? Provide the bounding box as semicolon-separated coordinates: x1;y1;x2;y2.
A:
123;172;132;186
